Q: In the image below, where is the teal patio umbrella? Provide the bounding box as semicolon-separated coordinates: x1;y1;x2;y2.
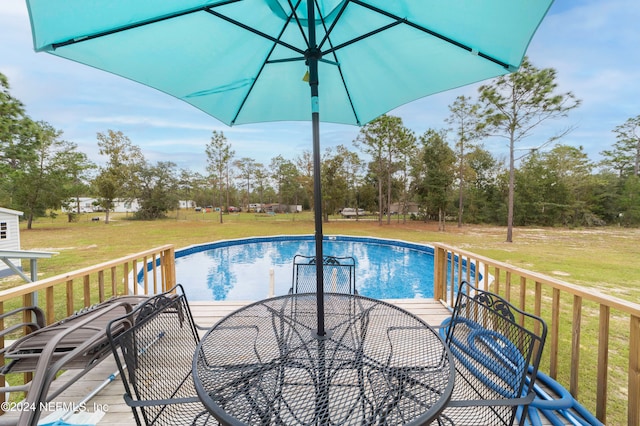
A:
26;0;553;337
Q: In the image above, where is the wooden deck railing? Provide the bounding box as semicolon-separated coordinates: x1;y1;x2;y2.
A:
433;243;640;426
0;244;176;405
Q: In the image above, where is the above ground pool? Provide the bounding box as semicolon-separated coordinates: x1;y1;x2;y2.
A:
172;235;474;302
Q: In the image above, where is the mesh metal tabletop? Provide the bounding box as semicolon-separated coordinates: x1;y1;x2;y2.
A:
193;293;454;425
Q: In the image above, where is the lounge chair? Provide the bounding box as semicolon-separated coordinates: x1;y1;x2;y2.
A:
0;294;149;425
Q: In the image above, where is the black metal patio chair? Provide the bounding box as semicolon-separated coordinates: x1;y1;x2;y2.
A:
290;254;357;294
436;281;547;425
106;284;218;425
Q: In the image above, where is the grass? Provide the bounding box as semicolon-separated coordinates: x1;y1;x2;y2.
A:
4;210;639;425
9;211;640;305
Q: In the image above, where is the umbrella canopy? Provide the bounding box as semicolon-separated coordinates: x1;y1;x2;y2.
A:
26;0;553;336
27;0;552;126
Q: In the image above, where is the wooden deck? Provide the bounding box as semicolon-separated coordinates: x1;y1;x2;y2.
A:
2;298;514;425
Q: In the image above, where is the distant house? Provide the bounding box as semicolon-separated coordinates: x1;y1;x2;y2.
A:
178;200;196;209
65;197;98;213
0;207;23;278
63;198;141;213
263;204;301;213
65;198;195;213
389;202;419;215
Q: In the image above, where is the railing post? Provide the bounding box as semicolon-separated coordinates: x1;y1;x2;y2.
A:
160;246;176;293
167;246;176;291
433;246;446;303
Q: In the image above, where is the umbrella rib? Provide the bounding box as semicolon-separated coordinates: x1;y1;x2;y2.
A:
267;57;338;66
313;0;361;125
317;0;351;51
285;0;311;50
322;21;402;56
223;4;307;125
345;0;515;70
205;9;306;56
50;0;242;50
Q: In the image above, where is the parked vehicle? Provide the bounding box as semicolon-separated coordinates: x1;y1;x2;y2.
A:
340;208;365;218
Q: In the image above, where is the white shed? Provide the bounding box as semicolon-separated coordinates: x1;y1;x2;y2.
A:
0;207;24;278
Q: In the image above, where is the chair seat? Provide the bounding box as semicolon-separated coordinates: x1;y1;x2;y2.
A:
3;296;148;374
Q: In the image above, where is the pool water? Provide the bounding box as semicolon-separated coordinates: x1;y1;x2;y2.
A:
174;235;452;301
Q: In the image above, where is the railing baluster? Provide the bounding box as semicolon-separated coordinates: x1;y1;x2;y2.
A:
98;270;105;302
570;295;582;397
124;261;132;295
110;266;117;295
45;287;54;324
83;275;90;306
482;262;489;291
152;253;159;294
449;251;455;299
519;277;526;327
142;256;149;294
534;281;542;336
596;305;609;423
66;280;74;316
550;288;560;379
465;256;471;283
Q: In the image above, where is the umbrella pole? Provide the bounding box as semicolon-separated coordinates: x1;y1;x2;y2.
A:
307;0;325;338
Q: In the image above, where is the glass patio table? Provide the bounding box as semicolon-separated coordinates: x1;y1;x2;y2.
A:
193;293;454;425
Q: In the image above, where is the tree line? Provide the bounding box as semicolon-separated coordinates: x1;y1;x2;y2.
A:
1;59;639;238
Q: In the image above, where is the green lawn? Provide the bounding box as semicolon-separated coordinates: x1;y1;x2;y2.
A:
9;210;639;305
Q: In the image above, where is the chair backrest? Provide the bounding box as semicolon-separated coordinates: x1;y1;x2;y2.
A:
291;255;356;294
107;285;210;425
445;281;547;424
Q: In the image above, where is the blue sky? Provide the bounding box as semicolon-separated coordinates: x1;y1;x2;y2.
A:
1;0;639;173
